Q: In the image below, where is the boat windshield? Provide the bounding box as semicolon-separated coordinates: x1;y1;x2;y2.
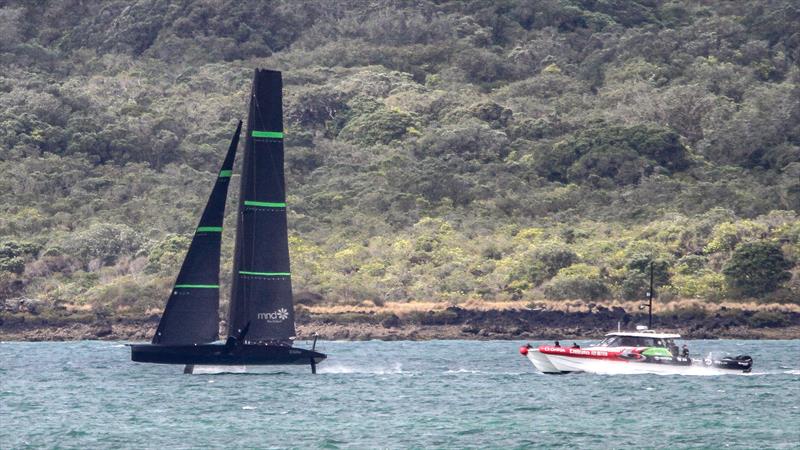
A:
596;336;670;347
597;337;620;347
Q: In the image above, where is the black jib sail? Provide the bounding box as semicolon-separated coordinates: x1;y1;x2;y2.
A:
152;121;242;345
228;69;296;344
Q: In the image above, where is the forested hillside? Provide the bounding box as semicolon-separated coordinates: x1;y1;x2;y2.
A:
1;0;798;321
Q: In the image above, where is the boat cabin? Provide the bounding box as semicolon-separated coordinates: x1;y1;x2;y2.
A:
596;331;681;349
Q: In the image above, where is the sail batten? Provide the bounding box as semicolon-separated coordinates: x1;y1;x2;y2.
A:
196;226;223;232
251;130;284;139
239;271;291;277
228;69;296;343
243;200;286;208
173;284;220;289
151;121;242;345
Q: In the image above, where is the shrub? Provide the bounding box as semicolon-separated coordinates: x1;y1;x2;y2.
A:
516;243;578;286
675;255;707;275
145;234;191;274
338;106;416;145
61;223;145;267
533;125;690;185
0;240;40;273
723;241;792;298
416;121;509;162
669;271;727;300
544;264;611;300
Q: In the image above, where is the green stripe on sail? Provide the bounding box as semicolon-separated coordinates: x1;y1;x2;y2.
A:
244;200;286;208
218;170;232;178
196;226;222;232
174;284;219;289
251;131;283;139
239;271;291;277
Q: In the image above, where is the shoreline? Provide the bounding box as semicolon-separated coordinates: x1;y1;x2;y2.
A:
2;322;799;342
3;306;800;341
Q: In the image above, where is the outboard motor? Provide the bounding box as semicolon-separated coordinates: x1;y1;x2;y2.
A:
704;353;753;372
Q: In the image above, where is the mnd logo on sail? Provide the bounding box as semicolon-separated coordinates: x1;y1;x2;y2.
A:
257;308;289;322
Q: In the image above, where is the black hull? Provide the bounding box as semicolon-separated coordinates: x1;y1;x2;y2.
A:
706;355;753;373
130;343;326;366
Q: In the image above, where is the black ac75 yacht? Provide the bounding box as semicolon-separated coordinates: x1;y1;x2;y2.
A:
131;69;326;373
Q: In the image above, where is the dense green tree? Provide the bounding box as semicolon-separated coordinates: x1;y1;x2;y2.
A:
722;241;792;297
533;125;690;185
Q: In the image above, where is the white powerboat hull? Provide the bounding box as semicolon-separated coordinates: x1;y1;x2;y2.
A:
526;350;567;374
525;350;752;375
544;354;738;375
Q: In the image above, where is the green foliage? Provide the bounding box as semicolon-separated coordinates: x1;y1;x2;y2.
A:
669;271;727;300
341;107;415;145
145;234;191;274
703;219;769;254
514;243;578;287
626;257;671;285
60;223;145;267
0;240;40;274
0;0;798;313
544;264;611;300
722;241;792;297
534;125;690;185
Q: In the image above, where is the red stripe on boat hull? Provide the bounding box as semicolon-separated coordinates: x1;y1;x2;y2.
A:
538;346;629;362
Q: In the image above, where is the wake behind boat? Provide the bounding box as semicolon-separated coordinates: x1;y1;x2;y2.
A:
131;69;326;373
520;329;753;375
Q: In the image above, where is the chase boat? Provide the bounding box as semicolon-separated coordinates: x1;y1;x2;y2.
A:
520;329;753;375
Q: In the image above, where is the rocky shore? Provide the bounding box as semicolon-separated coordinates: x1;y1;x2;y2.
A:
2;306;799;341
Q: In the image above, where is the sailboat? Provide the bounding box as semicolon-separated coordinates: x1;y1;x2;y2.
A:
130;69;327;373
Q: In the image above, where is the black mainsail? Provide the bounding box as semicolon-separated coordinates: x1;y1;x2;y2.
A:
228;69;296;344
152;121;241;345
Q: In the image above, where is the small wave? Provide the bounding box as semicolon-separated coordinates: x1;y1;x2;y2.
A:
241;406;256;410
191;365;248;374
589;367;758;376
783;369;800;375
319;362;404;375
515;405;545;412
444;368;481;374
672;370;757;377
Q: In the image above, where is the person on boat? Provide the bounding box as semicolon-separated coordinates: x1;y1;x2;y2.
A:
554;340;561;347
572;342;580;349
681;344;690;358
669;342;679;357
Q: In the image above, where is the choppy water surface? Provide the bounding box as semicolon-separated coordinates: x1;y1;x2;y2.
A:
1;340;798;449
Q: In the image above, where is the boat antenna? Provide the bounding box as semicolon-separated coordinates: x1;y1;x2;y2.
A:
647;261;654;329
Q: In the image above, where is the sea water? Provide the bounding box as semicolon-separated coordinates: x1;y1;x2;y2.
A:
1;340;798;449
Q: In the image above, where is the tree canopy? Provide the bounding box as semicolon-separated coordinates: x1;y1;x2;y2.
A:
0;0;798;316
